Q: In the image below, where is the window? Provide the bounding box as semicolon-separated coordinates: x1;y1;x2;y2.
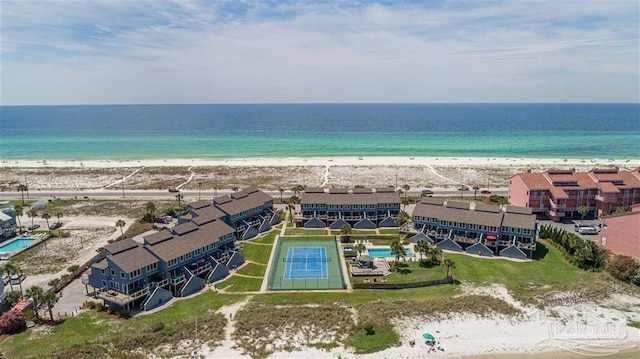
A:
167;258;178;267
120;272;125;279
146;262;157;272
100;268;105;275
110;269;116;276
129;269;141;279
101;280;106;287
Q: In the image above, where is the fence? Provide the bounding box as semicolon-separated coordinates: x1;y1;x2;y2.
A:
46;252;105;295
352;277;453;289
268;275;346;290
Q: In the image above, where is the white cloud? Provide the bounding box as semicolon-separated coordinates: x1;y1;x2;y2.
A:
1;0;638;104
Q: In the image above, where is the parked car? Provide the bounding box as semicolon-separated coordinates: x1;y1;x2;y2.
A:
578;226;598;235
49;222;63;230
458;185;469;191
28;224;40;230
154;217;169;224
168;188;180;193
591;224;601;232
480;189;491;194
422;189;434;196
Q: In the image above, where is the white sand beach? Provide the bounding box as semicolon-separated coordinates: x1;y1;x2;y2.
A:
1;156;638;193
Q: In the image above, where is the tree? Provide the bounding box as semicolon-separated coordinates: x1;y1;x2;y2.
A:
175;194;184;207
27;209;37;228
473;186;480;199
605;255;640;283
115;219;126;239
394;211;410;228
401;197;410;210
291;184;305;197
42;212;51;233
278;188;284;202
41;292;59;321
48;278;61;288
5;262;24;299
443;258;456;278
14;205;23;232
0;310;27;334
390;239;405;270
415;239;428;260
354;243;366;256
56;211;63;224
146;202;156;220
16;184;28;205
25;286;44;320
402;184;410;201
340;224;352;237
578;206;588;224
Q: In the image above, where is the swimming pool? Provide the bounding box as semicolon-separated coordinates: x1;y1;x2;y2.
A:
367;247;413;258
0;238;36;252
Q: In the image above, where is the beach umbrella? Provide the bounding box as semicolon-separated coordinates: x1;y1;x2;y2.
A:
422;333;435;340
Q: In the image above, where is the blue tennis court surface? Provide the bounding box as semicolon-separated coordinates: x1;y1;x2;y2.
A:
283;246;328;279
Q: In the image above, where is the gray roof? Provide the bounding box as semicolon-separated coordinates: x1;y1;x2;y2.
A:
330;188;349;194
446;201;471;210
108;246;159;273
143;230;174;245
105;239;138;255
474;203;501;213
353;188;372;194
173;221;199;235
301;188;400;206
504;206;533;215
305;187;325;193
93;258;108;269
147;220;234;261
215;195;233;204
215;189;272;216
375;187;395;193
189;200;212;210
192;206;225;226
359;255;374;262
502;212;536;229
419;197;445;206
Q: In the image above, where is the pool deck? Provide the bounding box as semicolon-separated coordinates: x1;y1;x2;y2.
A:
0;233;50;260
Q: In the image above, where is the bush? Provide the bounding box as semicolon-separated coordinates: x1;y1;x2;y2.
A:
165;208;176;217
151;322;165;333
87;301;96;309
0;310;27;334
605;255;640;283
95;302;105;312
362;323;375;335
67;265;80;273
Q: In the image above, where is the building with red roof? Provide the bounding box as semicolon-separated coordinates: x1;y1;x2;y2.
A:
599;204;640;258
509;167;640;221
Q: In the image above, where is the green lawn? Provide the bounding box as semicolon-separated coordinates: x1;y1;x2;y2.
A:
378;228;399;235
240;243;273;265
350;261;448;284
236;262;267;277
283;228;329;236
250;230;278;245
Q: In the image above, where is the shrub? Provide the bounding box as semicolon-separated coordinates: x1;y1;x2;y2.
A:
67;265;80;273
362;323;375;335
165;208;176;217
5;291;21;306
95;302;105;312
605;255;640;283
151;322;165;333
0;310;27;334
87;301;97;309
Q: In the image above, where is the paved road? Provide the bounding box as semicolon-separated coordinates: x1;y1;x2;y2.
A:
51;276;88;319
0;188;508;201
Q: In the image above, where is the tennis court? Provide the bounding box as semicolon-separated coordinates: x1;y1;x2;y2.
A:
268;236;345;290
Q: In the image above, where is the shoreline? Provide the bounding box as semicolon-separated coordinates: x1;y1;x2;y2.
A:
1;156;639;169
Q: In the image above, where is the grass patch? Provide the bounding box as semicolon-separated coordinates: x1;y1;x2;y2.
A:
0;292;244;358
250;230;278;245
241;243;273;265
346;324;399;354
378;228;400;235
283;228;329;236
219;276;263;292
628;320;640;329
236;262;267;277
123;220;154;239
350;261;448;284
43;199;176;219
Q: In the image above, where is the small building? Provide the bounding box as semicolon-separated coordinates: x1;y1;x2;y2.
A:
213;187;280;240
358;255;374;268
0;207;17;240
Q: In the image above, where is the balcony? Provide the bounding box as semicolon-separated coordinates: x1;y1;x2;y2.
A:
170;274;186;286
151;278;169;288
517;242;536;250
96;286;150;305
497;240;512;247
188;262;212;276
453;235;477;244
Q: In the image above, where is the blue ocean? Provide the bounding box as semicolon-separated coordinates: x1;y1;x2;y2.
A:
0;103;638;160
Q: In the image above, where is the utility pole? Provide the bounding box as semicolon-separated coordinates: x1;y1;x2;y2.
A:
395;173;398;190
214;174;218;198
122;177;125;198
198;182;202;201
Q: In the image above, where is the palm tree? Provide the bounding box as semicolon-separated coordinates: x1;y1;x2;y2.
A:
443;258;456;278
48;278;61;288
25;286;45;320
16;184;28;205
401;197;410;210
354;243;366;256
415;239;428;260
390;239;405;270
278;188;284;202
340;224;352;237
402;184;410;201
115;219;126;239
428;244;442;264
473;186;480;199
41;292;58;321
55;211;63;225
394;211;410;227
27;209;37;229
175;194;184;207
146;201;156;219
42;213;51;233
4;262;18;292
14;205;23;232
578;206;588;224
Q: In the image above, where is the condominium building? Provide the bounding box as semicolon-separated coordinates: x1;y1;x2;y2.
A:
0;207;17;241
599;204;640;258
298;187;401;229
411;198;537;259
213;187;280;239
509;168;640;221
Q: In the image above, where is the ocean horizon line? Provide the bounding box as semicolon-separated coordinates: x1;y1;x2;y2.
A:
2;102;639;107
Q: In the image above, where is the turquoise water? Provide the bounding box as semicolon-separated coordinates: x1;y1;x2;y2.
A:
1;104;638;160
367;247;413;257
0;238;35;252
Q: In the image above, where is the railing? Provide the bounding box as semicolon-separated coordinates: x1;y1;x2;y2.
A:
190;262;212;276
170;274;186;285
517;242;536;250
152;278;169;287
353;277;453;289
497;240;512;247
453;236;477;244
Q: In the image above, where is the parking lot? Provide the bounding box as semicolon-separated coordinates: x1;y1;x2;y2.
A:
537;217;602;241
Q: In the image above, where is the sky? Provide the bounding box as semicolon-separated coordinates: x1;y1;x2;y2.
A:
1;0;638;105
